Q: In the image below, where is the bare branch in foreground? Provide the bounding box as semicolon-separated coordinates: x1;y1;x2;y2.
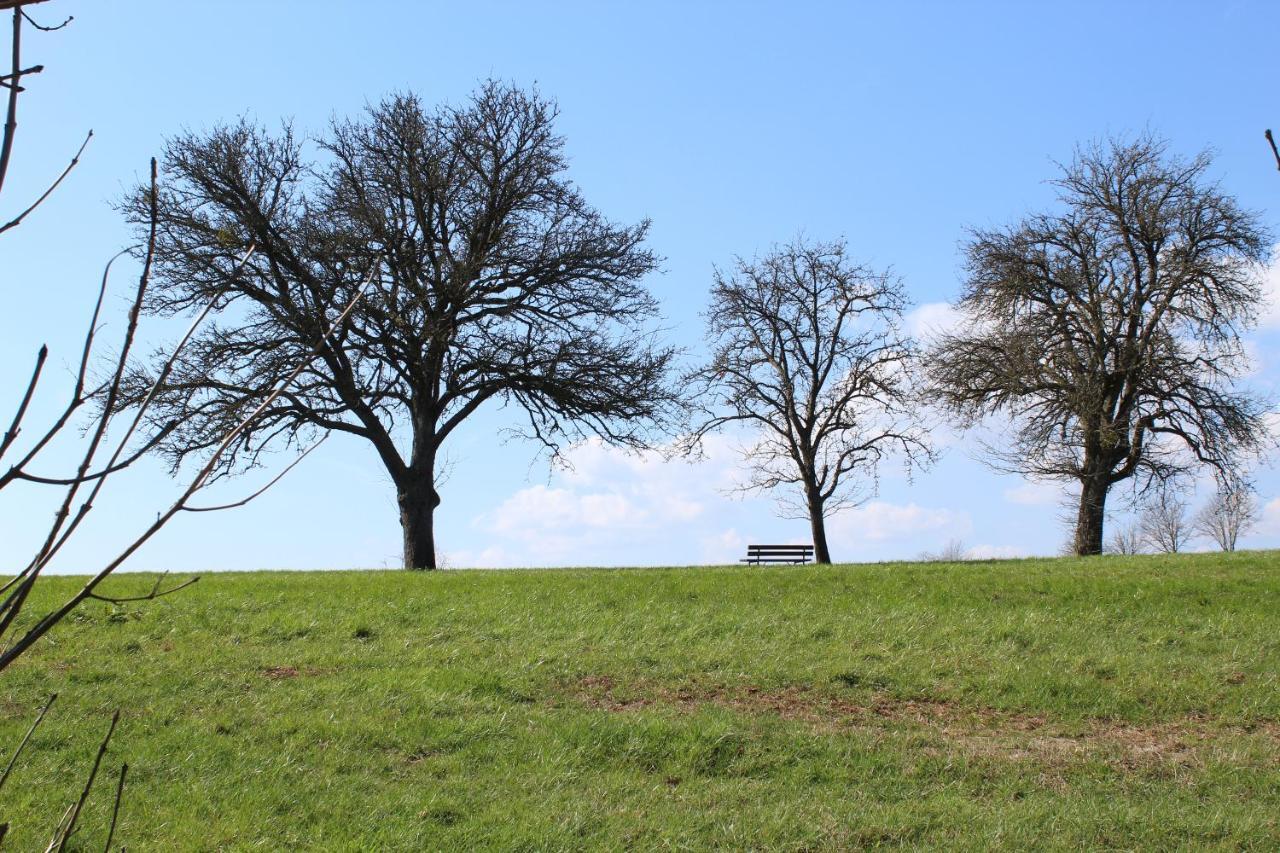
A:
0;343;47;463
0;692;56;793
103;762;127;852
0;259;374;670
0;127;89;234
20;8;70;32
45;709;118;853
86;571;199;605
182;435;327;512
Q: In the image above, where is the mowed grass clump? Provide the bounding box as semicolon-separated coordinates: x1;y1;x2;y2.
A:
2;552;1279;849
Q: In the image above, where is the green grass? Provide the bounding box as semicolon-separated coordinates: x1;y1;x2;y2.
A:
3;552;1280;850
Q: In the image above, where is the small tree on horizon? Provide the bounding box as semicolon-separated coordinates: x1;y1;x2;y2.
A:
1139;487;1191;554
1194;481;1259;551
920;539;969;562
681;238;933;565
1106;520;1144;555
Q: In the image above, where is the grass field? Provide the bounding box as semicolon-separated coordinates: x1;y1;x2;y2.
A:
3;552;1279;850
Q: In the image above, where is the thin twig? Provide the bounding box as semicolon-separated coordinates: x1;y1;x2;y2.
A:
0;61;40;86
0;128;91;234
0;343;47;463
50;709;119;853
17;236;254;571
10;420;178;485
1267;129;1280;172
0;164;164;636
0;224;254;646
0;248;125;494
182;435;328;512
103;763;127;852
42;804;75;853
0;5;24;196
87;572;198;605
0;692;56;792
0;260;376;669
21;8;70;31
0;246;131;638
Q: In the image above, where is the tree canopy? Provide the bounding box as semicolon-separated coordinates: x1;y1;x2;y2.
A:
121;82;679;569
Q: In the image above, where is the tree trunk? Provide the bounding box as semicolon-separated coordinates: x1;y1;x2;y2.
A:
398;476;441;570
1073;474;1108;556
806;485;832;564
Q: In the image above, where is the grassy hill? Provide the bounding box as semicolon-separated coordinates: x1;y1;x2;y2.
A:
3;553;1279;850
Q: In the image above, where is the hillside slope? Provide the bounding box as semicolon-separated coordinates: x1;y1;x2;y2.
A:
3;553;1279;849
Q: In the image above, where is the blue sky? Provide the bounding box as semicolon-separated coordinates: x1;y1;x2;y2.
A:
4;0;1280;572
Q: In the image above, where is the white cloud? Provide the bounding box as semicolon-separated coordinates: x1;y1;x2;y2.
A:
1256;248;1280;330
1262;411;1280;444
1256;497;1280;536
700;528;746;564
827;500;969;543
459;436;746;567
905;301;963;341
480;486;645;537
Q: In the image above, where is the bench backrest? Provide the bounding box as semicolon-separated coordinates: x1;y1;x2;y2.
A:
747;544;814;557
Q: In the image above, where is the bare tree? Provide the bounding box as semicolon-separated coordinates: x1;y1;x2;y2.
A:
1139;487;1191;554
682;238;932;564
930;136;1271;556
116;83;678;570
1106;521;1144;555
919;539;968;562
1194;481;1258;551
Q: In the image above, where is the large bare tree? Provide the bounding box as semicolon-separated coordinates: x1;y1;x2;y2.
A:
682;238;931;564
118;83;678;569
930;136;1271;555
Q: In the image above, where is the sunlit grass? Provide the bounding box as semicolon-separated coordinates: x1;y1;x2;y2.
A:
3;552;1279;849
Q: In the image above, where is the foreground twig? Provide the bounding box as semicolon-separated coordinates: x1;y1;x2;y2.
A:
86;572;198;605
0;127;89;234
0;692;56;792
103;762;127;852
182;436;327;513
45;709;118;853
0;1;80;224
0;260;375;670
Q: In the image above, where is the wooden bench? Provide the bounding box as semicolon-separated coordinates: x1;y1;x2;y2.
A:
740;544;814;565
